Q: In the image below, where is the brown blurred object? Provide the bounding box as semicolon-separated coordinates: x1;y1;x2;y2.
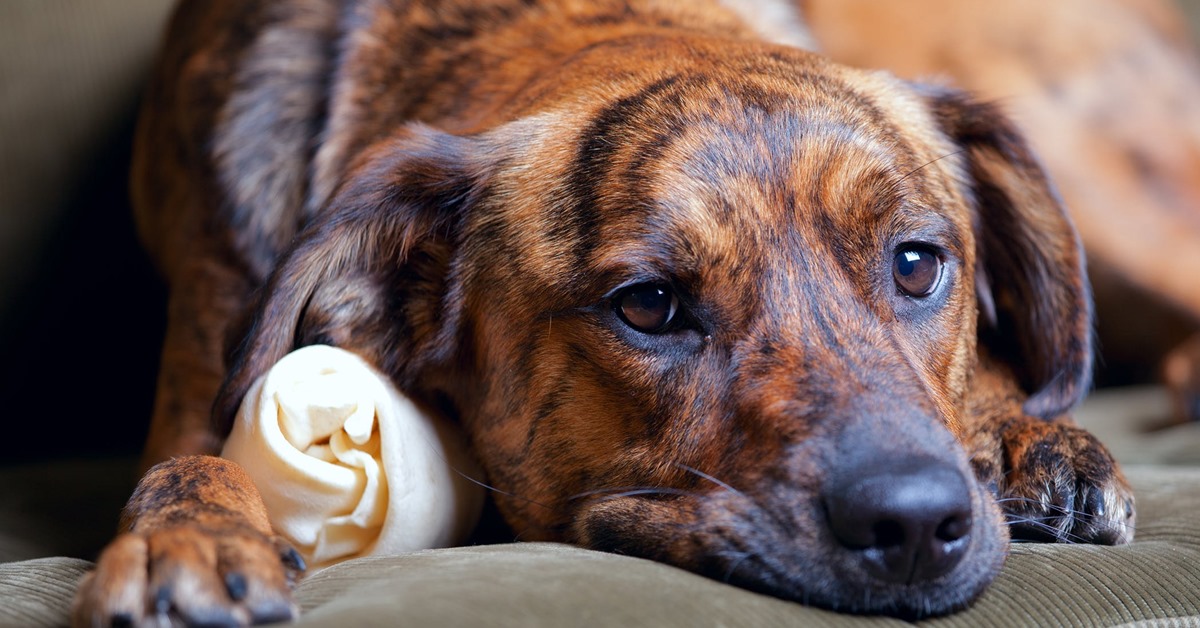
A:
803;0;1200;421
1164;334;1200;422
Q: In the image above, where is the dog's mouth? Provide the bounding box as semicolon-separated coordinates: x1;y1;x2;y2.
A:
566;455;1007;618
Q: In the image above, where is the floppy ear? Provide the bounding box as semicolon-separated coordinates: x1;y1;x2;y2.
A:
212;123;488;436
928;88;1093;419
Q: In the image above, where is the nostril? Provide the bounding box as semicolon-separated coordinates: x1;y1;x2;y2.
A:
936;513;971;542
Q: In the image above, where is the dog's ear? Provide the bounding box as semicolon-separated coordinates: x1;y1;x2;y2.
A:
927;88;1093;420
212;123;489;435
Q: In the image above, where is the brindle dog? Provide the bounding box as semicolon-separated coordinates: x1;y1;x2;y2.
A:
73;0;1135;625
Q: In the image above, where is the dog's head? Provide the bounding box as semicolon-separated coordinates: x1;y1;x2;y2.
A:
216;40;1090;616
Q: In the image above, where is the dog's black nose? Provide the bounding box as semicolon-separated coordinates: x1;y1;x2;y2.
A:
825;459;972;583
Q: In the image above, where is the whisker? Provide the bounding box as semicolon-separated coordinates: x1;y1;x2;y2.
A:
879;149;968;200
672;462;749;500
568;485;702;501
897;149;967;184
1003;516;1091;544
453;466;558;511
994;497;1137;531
720;550;754;584
672;461;801;537
994;496;1038;504
417;432;557;512
587;487;700;504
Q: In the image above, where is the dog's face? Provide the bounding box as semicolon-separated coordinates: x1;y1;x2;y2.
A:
218;42;1089;616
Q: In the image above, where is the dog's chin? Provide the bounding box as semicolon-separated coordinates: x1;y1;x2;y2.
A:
570;488;1008;619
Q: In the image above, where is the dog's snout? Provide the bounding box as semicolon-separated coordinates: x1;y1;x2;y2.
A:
825;459;973;584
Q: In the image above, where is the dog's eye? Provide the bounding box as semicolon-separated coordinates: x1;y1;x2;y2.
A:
614;283;679;333
893;248;942;297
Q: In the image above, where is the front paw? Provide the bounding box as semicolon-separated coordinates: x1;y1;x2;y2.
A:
71;524;305;627
999;421;1135;545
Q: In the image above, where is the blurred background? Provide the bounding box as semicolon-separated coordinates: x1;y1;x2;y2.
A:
1;0;173;465
1;0;1199;468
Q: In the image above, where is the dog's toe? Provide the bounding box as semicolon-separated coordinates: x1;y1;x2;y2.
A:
72;527;302;628
72;533;150;628
215;535;301;624
999;421;1135;545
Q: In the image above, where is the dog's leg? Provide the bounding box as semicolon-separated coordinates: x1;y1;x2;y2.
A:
963;362;1136;546
72;456;303;627
139;249;253;468
74;241;305;626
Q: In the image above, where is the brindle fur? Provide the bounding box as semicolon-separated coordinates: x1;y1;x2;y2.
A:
75;1;1137;625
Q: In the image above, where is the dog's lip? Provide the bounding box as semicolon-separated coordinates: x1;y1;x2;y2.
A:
758;488;1002;616
571;474;1005;617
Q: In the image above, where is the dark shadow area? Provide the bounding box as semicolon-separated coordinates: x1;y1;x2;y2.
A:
0;101;165;467
1090;261;1198;390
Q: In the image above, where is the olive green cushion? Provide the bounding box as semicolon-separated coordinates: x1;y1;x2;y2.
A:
290;467;1200;627
3;465;1198;628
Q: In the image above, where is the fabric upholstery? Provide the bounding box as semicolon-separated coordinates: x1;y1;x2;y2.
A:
3;466;1198;627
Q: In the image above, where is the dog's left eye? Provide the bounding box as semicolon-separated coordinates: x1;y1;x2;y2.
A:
614;283;679;333
893;247;943;297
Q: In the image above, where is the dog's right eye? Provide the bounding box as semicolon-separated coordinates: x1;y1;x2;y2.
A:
614;283;679;334
893;247;943;297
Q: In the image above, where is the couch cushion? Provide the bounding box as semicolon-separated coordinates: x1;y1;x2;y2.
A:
5;465;1198;627
289;465;1200;627
0;557;92;628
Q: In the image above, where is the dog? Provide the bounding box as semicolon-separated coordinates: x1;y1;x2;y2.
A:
72;0;1137;625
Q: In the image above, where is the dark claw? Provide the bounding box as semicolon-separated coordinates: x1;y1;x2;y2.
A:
280;546;307;574
225;571;249;602
1083;484;1105;518
248;599;298;625
178;605;240;628
154;585;173;615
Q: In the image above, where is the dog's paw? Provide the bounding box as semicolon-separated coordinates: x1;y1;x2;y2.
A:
71;525;305;627
998;420;1135;545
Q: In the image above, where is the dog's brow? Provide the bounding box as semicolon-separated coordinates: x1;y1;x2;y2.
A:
890;203;966;252
897;149;967;183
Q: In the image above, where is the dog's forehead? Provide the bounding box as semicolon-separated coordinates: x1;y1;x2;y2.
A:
582;78;962;276
632;102;956;253
476;45;974;308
